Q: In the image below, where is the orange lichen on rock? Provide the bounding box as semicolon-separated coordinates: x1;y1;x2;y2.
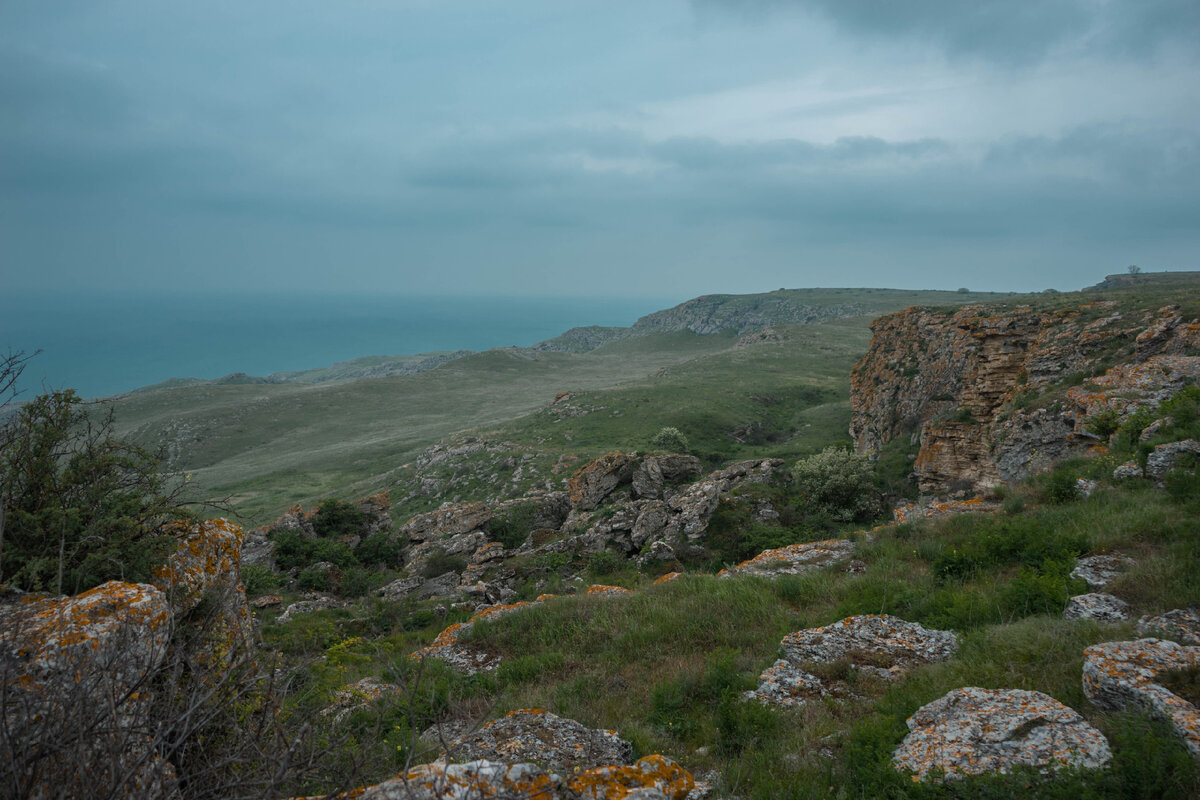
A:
892;497;997;524
586;584;634;596
153;518;246;613
718;538;854;578
653;572;682;584
568;754;695;800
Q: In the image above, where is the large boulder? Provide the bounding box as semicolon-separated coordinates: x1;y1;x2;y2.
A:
746;615;958;708
892;687;1111;782
1137;608;1200;645
1146;439;1200;483
1071;554;1135;589
400;501;494;544
1082;638;1200;757
446;709;633;773
1;581;176;799
1063;593;1131;622
631;454;703;500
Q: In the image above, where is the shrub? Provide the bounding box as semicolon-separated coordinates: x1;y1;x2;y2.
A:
272;529;358;571
793;446;880;522
421;548;466;579
0;389;189;593
649;426;690;453
1041;469;1081;504
241;564;280;597
489;502;539;550
310;498;367;539
355;532;403;567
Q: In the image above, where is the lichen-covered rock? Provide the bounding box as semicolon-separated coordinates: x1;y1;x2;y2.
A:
1071;554;1135;589
586;584;635;597
1146;439;1200;483
401;501;494;543
892;497;999;524
328;760;561;800
1113;460;1144;480
746;615;958;708
277;596;346;623
1082;638;1200;757
569;755;696;800
717;539;854;578
446;709;633;773
1064;593;1131;622
632;455;703;500
378;575;426;601
569;452;637;510
412;595;559;674
1137;608;1200;645
322;677;401;723
1;581;175;799
892;687;1111;781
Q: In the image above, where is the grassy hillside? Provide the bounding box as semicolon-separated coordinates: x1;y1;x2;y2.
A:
108;287;1016;524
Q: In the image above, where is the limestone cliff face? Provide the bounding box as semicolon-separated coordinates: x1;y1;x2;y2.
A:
851;302;1200;495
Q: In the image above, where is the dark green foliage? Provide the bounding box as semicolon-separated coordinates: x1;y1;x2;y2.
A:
1042;468;1082;504
309;498;368;539
354;532;402;567
297;565;336;593
587;550;622;577
1000;562;1082;618
1087;409;1121;439
489;502;539;550
0;390;187;593
793;446;880;523
702;483;819;567
649;426;690;453
272;529;358;571
421;547;466;578
241;563;280;597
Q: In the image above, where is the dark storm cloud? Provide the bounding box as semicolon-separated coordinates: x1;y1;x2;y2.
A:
692;0;1200;62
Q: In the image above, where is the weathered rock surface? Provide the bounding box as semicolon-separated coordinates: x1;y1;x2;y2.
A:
569;451;637;510
631;455;703;500
892;687;1112;781
718;539;855;578
1082;638;1200;757
322;677;401;723
1064;593;1131;622
1071;554;1135;589
278;596;346;623
850;300;1200;494
746;615;958;708
1137;608;1200;645
1146;439;1200;483
306;754;696;800
2;580;175;799
446;709;633;773
892;497;1000;524
412;595;559;674
401;501;494;544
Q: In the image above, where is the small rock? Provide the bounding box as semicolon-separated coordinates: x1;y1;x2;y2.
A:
892;687;1111;782
1112;460;1144;480
844;559;867;574
1136;608;1200;645
1063;593;1131;622
377;575;425;601
586;584;635;597
250;594;282;609
1071;554;1135;589
718;539;855;578
277;596;344;623
1075;478;1099;498
321;677;401;723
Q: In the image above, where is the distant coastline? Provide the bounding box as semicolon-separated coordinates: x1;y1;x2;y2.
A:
1;291;677;400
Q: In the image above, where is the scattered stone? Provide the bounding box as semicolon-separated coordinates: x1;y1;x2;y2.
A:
277;596;345;623
1075;478;1099;498
844;559;867;574
586;584;635;597
1071;554;1135;589
1063;593;1131;622
1146;439;1200;483
1113;460;1144;480
1136;609;1200;646
321;677;401;723
653;572;682;584
446;708;632;773
250;594;283;609
892;687;1111;782
717;539;855;578
746;615;958;708
1083;638;1200;757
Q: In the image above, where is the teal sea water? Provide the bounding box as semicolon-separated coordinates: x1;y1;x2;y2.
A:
2;292;677;399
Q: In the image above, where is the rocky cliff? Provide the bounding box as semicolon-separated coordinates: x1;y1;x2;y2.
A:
851;299;1200;495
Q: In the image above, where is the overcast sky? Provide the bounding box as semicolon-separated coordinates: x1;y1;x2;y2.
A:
2;0;1198;297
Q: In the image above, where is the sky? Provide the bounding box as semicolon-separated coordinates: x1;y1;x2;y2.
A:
2;0;1199;298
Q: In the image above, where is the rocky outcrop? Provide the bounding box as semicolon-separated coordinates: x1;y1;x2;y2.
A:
1146;439;1200;484
445;709;633;773
322;677;402;723
1063;593;1131;622
1083;638;1200;757
892;687;1111;781
569;452;637;510
631;455;703;500
746;615;957;708
850;300;1200;495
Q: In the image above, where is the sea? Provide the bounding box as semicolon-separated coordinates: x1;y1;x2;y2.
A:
1;292;678;400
